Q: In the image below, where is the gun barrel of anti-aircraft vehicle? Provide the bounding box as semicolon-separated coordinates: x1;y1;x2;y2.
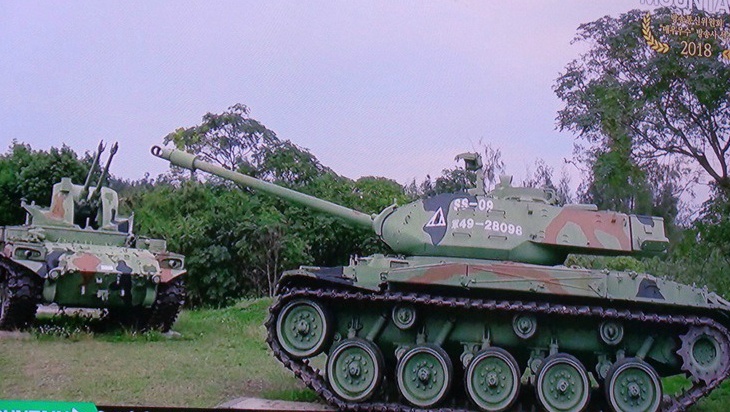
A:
81;141;105;199
91;142;118;201
151;146;375;229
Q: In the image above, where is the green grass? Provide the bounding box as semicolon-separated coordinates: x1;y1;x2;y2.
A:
664;375;730;412
0;299;313;407
2;300;730;410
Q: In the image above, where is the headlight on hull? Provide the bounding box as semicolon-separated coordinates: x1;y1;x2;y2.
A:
160;258;183;269
14;247;44;261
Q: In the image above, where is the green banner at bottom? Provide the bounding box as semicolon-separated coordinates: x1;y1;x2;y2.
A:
0;400;97;412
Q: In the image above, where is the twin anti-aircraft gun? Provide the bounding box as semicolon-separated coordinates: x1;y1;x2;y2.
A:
153;145;730;412
0;142;186;332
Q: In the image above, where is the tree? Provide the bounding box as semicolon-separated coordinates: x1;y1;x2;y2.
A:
555;8;730;195
163;103;279;173
257;140;329;187
522;158;573;205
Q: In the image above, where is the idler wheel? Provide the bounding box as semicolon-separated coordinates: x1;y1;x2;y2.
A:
677;325;730;384
605;358;661;412
465;347;521;412
275;299;331;358
396;344;453;407
326;338;384;402
536;353;590;412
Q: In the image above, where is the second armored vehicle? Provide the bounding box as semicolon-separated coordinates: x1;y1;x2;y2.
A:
0;143;186;332
154;145;730;412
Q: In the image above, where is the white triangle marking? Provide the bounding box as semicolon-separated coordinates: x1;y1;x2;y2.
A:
425;207;446;227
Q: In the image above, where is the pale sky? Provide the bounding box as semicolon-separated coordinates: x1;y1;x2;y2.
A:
1;0;655;189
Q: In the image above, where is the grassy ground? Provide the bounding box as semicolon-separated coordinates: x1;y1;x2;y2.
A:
0;299;315;407
2;299;730;410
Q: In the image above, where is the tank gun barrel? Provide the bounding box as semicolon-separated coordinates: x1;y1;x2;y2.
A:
80;141;105;200
151;146;375;229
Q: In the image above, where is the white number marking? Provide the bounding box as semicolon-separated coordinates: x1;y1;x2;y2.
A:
482;220;524;236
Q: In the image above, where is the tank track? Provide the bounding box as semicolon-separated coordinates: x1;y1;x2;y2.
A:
0;258;42;330
265;286;730;412
144;277;186;332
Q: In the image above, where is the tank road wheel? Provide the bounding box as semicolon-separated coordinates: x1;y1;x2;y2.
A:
275;299;331;359
605;358;661;412
396;344;453;408
465;347;521;412
144;277;186;332
326;338;384;402
536;353;590;412
0;267;40;330
677;326;730;384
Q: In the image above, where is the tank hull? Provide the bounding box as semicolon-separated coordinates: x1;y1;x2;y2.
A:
268;255;730;411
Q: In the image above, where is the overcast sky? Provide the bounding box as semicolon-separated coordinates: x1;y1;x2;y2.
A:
1;0;655;189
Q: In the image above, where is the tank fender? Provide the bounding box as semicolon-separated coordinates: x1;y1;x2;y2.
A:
155;252;186;282
8;259;45;276
2;244;46;277
159;268;187;283
276;266;377;295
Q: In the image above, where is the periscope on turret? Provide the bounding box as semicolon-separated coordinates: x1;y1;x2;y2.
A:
152;145;730;412
0;143;187;332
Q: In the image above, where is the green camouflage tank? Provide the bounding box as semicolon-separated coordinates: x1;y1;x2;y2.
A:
0;143;186;332
153;145;730;412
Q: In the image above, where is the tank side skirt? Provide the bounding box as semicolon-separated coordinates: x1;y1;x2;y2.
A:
266;287;730;412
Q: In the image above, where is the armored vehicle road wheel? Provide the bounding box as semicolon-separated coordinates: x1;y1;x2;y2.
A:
326;338;384;402
536;353;590;412
605;358;661;412
396;344;453;408
275;299;331;359
144;277;186;332
465;347;521;412
0;267;40;330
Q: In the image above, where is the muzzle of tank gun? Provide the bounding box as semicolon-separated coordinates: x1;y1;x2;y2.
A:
151;146;199;171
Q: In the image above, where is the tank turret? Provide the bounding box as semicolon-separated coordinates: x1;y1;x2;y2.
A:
151;146;668;265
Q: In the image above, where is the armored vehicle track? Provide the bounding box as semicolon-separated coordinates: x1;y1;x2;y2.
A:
267;286;730;412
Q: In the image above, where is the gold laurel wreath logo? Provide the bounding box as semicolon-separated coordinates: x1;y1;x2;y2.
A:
723;49;730;61
642;13;670;54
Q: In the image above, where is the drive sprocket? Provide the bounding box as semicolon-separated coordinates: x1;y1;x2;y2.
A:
677;325;730;384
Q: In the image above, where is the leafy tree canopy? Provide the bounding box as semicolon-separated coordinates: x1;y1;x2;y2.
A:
555;8;730;196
